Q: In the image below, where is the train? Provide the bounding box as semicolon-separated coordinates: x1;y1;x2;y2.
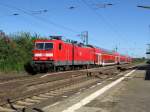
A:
26;36;132;74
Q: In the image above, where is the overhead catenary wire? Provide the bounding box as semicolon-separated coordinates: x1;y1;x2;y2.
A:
81;0;124;39
0;2;79;34
0;13;19;18
80;0;132;53
80;1;118;40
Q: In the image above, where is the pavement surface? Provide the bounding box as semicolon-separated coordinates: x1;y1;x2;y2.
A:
42;64;150;112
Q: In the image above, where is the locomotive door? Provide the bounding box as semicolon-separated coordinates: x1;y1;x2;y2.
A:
66;44;70;65
58;43;63;65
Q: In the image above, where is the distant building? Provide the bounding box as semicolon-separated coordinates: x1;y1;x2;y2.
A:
146;44;150;59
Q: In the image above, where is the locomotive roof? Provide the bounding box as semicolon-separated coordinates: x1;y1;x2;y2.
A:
34;39;53;42
34;39;130;57
34;39;90;48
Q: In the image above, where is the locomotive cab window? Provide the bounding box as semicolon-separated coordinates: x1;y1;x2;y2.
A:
35;43;44;50
45;43;53;50
59;43;62;50
35;43;53;50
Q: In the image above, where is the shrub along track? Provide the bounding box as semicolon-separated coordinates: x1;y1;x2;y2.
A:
0;63;137;112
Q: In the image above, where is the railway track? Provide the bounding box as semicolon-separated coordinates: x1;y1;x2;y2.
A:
0;63;138;112
0;63;134;85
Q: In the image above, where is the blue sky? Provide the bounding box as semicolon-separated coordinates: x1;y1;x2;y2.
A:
0;0;150;58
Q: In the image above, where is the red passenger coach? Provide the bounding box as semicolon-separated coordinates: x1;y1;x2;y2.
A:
93;47;102;65
93;47;118;66
120;55;128;64
100;49;116;66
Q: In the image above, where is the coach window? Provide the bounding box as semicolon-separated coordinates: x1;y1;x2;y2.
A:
59;43;62;50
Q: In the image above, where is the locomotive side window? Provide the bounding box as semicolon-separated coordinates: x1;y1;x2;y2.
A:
45;43;53;50
59;43;62;50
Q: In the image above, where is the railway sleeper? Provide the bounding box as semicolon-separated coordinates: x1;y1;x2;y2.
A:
16;101;34;106
0;106;14;112
92;70;119;79
86;70;103;77
117;66;128;71
86;71;108;79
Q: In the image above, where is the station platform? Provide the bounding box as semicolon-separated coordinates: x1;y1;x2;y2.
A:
43;64;150;112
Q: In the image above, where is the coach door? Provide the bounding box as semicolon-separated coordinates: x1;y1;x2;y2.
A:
115;56;119;64
96;53;101;65
95;54;98;64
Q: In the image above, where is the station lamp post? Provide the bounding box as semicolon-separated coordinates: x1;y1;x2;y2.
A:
137;5;150;59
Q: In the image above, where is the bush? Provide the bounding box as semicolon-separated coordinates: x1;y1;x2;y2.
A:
0;32;39;72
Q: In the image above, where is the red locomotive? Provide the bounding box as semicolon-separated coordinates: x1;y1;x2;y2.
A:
29;36;132;73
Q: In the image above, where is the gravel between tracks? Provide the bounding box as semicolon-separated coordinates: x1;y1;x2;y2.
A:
0;63;138;107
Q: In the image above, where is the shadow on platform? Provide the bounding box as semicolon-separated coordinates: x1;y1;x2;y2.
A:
137;64;150;80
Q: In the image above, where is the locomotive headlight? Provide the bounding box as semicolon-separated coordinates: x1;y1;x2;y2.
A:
34;53;42;57
45;53;53;57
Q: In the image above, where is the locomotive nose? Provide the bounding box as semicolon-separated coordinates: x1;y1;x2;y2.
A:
40;53;54;61
45;53;53;57
33;52;53;61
